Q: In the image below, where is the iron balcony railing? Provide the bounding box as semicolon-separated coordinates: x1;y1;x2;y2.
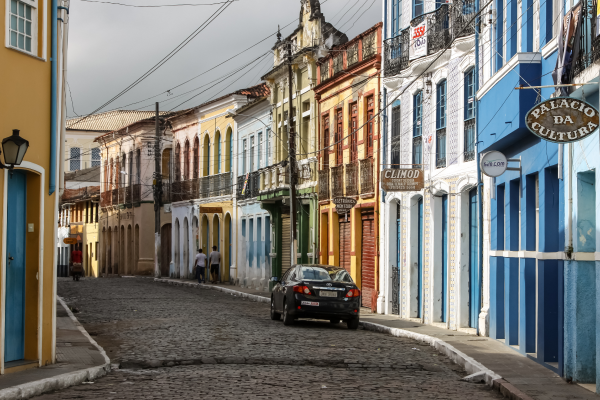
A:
436;128;447;168
161;180;171;204
171;180;183;202
345;161;358;196
111;188;118;205
359;158;374;195
132;184;141;203
384;0;475;77
362;30;377;59
331;165;344;198
464;118;476;162
236;171;259;200
347;42;359;67
570;0;600;80
318;169;329;200
199;172;233;198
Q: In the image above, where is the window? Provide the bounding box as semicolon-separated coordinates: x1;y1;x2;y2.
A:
413;0;424;17
266;128;270;166
366;95;374;158
350;103;358;162
362;31;377;59
323;115;330;169
464;69;476;161
436;80;447;129
413;91;423;165
258;132;262;169
136;149;141;184
320;61;329;83
333;53;343;74
392;0;402;36
9;0;36;53
91;148;101;167
391;100;401;168
217;135;222;174
242;139;247;175
336;109;343;165
250;136;255;172
347;42;358;66
70;147;81;171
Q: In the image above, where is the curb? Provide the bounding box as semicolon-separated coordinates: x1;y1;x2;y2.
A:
154;278;530;400
0;299;111;400
154;278;270;304
359;321;532;400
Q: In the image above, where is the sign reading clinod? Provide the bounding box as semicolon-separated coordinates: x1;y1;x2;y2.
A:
332;197;357;215
381;168;424;192
525;98;599;143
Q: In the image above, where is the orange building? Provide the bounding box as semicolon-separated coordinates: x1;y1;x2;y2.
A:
315;23;382;311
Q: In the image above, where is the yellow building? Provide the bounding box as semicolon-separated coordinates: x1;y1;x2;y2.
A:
314;23;382;310
0;0;68;372
167;85;268;282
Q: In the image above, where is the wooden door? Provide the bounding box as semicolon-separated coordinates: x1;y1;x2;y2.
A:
323;115;330;169
336;110;343;165
339;215;351;273
366;95;374;158
161;223;172;277
350;103;358;162
5;171;26;362
361;211;375;309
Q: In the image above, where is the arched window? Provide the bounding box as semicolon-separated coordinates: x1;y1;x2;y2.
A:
184;139;190;180
193;137;199;179
175;142;181;181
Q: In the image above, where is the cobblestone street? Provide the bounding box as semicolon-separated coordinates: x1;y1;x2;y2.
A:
39;277;502;399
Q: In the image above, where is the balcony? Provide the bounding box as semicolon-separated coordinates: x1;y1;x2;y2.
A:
318;169;329;201
198;172;232;199
132;184;141;203
236;171;259;200
359;158;374;195
570;0;600;80
384;0;475;77
345;161;358;196
331;165;344;198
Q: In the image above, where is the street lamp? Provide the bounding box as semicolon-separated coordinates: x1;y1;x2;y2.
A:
1;129;29;169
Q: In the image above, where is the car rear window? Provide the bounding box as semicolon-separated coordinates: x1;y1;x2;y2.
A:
298;266;353;282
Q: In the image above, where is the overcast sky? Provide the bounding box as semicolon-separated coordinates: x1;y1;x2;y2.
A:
66;0;381;118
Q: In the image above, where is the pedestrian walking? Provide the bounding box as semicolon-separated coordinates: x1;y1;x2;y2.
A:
209;246;221;284
194;248;208;283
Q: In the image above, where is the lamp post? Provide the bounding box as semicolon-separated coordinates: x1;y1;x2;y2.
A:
0;129;29;169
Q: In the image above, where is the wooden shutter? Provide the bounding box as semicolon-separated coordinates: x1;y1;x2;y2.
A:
281;214;291;275
161;223;171;277
361;211;376;309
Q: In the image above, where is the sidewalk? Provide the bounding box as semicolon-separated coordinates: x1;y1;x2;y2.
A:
156;278;595;400
0;298;110;400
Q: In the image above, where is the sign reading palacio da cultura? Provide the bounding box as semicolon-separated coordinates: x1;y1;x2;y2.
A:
526;98;600;143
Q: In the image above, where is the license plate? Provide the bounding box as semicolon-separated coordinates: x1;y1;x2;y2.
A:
301;301;319;306
320;291;337;298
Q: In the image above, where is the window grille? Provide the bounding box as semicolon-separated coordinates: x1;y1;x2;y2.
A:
70;147;81;171
320;61;329;82
333;53;343;75
91;148;101;167
362;31;377;59
347;42;358;66
9;0;33;52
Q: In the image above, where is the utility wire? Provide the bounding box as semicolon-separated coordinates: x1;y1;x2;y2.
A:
78;0;236;6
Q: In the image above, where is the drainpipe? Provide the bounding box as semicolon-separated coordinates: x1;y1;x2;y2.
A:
475;0;483;335
49;0;58;195
375;68;382;313
58;4;69;198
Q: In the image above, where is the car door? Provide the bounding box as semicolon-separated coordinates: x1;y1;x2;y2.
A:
276;268;293;311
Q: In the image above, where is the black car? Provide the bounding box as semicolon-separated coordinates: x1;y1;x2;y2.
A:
270;264;361;329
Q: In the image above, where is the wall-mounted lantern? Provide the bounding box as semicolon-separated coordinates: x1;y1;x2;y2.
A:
1;129;29;169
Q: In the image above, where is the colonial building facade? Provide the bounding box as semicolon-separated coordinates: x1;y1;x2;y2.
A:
379;0;479;329
260;0;347;280
315;23;382;310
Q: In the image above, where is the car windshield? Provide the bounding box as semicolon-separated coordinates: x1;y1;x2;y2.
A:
298;266;353;283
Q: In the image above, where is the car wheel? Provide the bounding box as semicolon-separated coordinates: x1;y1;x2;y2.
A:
270;298;281;321
282;300;294;326
330;319;341;324
347;318;359;330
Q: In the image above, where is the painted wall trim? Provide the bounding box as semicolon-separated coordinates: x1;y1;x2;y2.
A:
477;52;542;99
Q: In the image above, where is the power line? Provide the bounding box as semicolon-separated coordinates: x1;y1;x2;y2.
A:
78;0;236;6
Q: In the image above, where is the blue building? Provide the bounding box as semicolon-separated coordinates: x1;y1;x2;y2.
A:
560;3;600;390
478;0;565;376
231;97;273;291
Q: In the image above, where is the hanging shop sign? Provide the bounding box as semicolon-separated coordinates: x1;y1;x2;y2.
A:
380;168;424;191
525;98;599;143
332;197;357;215
480;151;508;177
409;19;427;60
63;237;78;245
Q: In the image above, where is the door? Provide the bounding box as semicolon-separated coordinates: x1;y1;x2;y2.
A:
5;171;27;362
361;211;375;309
281;214;291;276
265;216;271;277
441;195;448;322
366;95;374;158
339;214;351;273
323;115;330;169
160;223;171;277
336;110;343;165
469;188;479;328
417;197;423;318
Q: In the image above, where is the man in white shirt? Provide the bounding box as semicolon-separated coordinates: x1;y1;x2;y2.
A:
209;246;221;284
195;249;208;283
